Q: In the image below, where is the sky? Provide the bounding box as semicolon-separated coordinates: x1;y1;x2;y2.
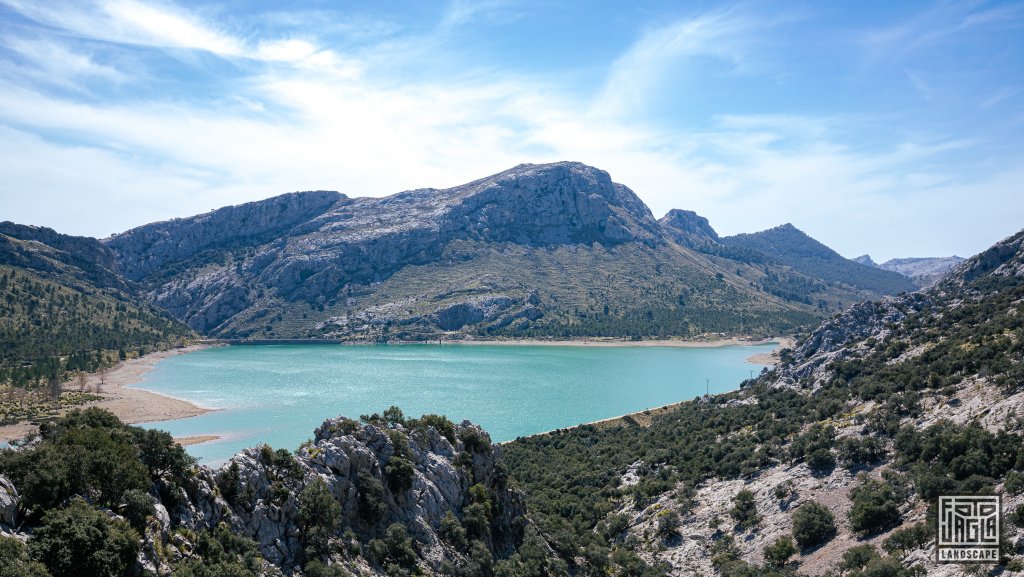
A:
0;1;1022;261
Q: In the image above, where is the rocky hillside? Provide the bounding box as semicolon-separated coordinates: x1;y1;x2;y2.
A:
0;223;194;385
0;408;557;577
502;228;1024;576
102;162;825;340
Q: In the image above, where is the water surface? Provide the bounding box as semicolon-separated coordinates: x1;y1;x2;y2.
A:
135;343;773;465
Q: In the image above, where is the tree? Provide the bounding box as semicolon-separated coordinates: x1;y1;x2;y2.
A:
0;536;51;577
791;501;836;549
47;375;61;405
762;536;797;569
298;478;341;561
29;498;140;577
133;428;195;479
357;471;387;522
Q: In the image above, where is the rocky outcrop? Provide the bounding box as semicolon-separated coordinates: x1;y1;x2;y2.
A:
0;474;18;530
852;254;877;267
658;209;720;249
192;416;526;570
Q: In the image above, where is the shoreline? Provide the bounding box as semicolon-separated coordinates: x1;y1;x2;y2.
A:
0;344;217;444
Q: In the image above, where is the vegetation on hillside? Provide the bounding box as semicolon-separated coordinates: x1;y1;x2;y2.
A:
502;235;1024;575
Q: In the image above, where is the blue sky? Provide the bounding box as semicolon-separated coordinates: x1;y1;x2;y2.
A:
0;0;1021;261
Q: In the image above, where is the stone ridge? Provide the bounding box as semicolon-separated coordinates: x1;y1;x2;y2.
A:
104;190;346;282
0;221;129;292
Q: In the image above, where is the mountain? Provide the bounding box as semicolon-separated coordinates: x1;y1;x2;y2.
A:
659;216;909;311
104;162;823;340
0;223;194;383
721;224;917;296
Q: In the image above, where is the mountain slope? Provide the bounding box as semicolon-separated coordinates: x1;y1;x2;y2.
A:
104;163;820;340
722;224;917;296
659;215;904;312
503;228;1024;576
0;223;194;383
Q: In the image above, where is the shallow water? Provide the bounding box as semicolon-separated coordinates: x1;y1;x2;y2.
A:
134;343;773;465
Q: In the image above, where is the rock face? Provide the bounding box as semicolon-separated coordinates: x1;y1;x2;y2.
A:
105;190;345;282
658;209;720;249
0;474;18;530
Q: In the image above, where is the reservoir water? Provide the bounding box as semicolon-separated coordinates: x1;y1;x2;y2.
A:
134;343;774;465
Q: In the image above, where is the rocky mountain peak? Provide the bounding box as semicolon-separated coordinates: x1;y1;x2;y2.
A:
658;209;720;249
852;254;877;267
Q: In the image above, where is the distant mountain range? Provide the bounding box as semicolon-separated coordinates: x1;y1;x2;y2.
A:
2;162;957;355
853;254;965;287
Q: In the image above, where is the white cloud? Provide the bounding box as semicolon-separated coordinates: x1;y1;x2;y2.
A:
0;1;1020;263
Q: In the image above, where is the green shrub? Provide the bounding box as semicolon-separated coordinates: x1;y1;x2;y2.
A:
460;428;492;454
762;536;797;568
29;498;139;577
1004;470;1024;495
849;480;902;535
882;523;932;554
838;437;887;469
791;501;836;549
841;544;879;570
413;414;456;444
729;489;760;530
657;510;680;538
357;471;388;523
439;511;468;551
807;448;836;473
121;489;155;531
386;457;415;493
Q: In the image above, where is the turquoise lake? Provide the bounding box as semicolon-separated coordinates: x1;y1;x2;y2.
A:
135;343;775;465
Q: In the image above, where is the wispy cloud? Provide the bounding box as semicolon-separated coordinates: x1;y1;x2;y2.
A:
0;0;1020;262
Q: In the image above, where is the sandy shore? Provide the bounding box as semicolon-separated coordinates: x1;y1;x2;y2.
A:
175;434;221;446
0;344;215;444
